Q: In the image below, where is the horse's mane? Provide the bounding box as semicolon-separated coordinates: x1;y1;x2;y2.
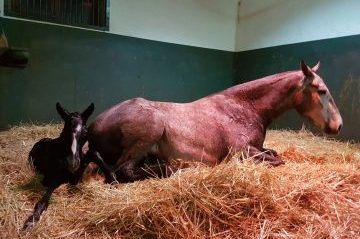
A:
222;70;302;97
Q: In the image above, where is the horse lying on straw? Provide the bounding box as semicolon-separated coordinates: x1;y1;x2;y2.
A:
23;103;115;230
85;60;342;183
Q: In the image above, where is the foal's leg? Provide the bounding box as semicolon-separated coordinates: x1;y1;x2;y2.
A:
70;157;90;185
84;150;117;184
248;146;284;166
22;185;57;230
70;150;116;184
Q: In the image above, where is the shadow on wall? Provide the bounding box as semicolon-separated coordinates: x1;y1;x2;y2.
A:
338;74;360;140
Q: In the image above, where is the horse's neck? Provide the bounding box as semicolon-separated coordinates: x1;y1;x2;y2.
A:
225;71;302;126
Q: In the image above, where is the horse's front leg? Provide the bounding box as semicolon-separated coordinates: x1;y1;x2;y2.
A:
22;185;57;230
248;146;284;167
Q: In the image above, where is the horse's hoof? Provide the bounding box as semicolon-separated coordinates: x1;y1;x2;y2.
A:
270;159;285;167
264;148;279;157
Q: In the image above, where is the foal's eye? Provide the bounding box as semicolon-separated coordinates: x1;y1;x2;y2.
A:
318;89;327;95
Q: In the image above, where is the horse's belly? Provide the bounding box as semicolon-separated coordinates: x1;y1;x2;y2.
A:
159;121;227;165
159;140;220;166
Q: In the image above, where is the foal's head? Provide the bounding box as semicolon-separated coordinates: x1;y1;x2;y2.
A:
56;103;95;172
295;60;343;135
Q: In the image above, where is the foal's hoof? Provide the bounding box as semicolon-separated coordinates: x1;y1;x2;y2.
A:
22;219;35;230
105;172;118;184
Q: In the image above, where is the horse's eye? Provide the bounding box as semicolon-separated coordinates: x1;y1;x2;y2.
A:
318;89;327;95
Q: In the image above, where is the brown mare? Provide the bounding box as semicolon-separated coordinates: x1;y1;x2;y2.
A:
86;61;342;182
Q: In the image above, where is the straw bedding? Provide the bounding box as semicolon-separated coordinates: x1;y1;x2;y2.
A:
0;124;359;238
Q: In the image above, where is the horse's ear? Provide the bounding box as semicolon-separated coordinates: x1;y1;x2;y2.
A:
81;103;95;123
300;60;314;77
312;61;320;73
56;102;70;121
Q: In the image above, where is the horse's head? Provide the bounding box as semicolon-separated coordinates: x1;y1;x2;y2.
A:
56;102;95;172
295;60;343;135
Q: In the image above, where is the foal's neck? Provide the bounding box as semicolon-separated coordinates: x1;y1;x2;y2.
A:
227;71;303;126
57;126;74;148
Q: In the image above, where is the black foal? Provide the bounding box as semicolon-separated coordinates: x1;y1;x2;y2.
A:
23;103;115;230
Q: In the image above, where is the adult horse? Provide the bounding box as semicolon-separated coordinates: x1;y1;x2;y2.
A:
86;61;342;182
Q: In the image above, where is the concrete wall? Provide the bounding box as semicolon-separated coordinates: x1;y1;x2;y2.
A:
0;0;239;51
236;0;360;51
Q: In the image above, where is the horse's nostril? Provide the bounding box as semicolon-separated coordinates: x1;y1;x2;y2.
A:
338;124;342;132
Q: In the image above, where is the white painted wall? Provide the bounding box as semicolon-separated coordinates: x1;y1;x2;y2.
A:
109;0;239;51
0;0;239;51
236;0;360;51
0;0;4;17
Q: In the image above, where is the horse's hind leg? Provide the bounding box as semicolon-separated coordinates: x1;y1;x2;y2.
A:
140;154;174;179
116;155;173;183
114;140;174;182
248;146;285;167
262;147;279;157
115;155;156;182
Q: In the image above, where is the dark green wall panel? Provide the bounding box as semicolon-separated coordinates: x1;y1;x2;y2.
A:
0;18;233;127
234;35;360;141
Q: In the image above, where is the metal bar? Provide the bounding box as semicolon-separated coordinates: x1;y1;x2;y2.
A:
64;0;66;23
70;0;72;24
97;0;100;26
61;0;62;22
75;0;77;24
92;0;95;25
81;0;83;24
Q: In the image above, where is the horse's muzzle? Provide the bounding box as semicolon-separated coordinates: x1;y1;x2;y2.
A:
324;123;342;135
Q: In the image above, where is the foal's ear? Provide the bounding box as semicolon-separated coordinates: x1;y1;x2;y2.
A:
81;103;95;123
312;61;320;73
56;102;70;120
300;60;314;77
